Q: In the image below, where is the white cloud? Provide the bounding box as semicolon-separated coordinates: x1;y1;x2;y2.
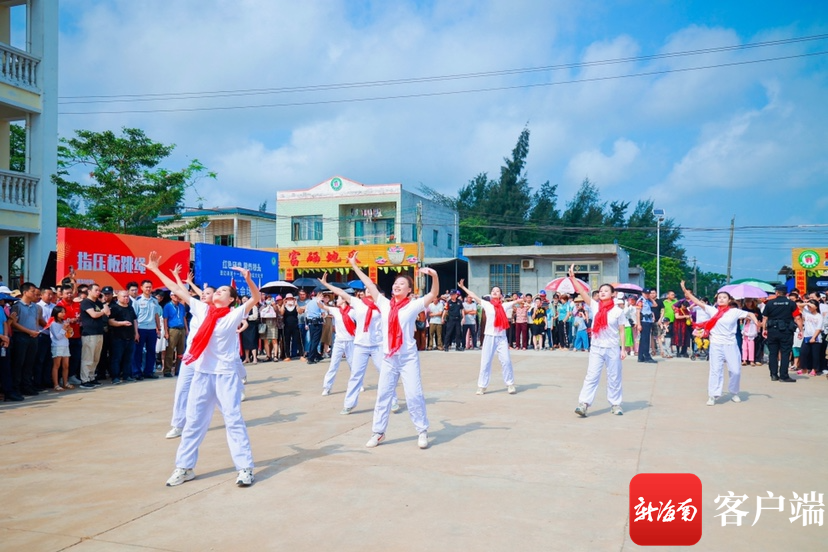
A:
564;138;641;187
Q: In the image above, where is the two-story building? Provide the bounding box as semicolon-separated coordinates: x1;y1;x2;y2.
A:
156;207;278;249
272;176;458;291
0;1;57;285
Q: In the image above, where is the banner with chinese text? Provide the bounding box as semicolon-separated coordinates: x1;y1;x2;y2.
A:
57;228;190;290
268;243;419;273
194;243;279;296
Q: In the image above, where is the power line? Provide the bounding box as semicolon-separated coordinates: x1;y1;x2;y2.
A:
59;51;828;115
59;33;828;104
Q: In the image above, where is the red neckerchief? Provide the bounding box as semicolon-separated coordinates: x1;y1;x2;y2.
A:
490;298;510;331
182;305;231;364
340;303;356;336
695;305;730;336
362;297;380;332
591;299;615;335
386;296;411;357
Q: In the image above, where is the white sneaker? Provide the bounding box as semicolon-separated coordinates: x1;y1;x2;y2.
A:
166;468;195;486
507;385;516;394
340;407;353;415
391;402;400;413
611;405;624;416
418;431;429;449
706;396;715;406
322;388;331;396
165;426;183;439
731;394;741;403
236;468;254;487
366;433;385;448
241;392;246;402
476;387;486;395
575;403;588;417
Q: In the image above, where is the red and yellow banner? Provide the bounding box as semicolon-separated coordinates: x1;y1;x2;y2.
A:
57;228;190;290
268;243;420;272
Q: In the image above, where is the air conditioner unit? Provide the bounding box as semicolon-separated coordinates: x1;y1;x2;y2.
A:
521;259;534;270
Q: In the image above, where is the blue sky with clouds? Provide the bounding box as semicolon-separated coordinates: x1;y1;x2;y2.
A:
54;1;827;281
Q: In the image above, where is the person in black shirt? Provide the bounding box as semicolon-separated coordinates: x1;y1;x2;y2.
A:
762;285;803;382
108;290;138;384
443;290;465;352
79;284;110;388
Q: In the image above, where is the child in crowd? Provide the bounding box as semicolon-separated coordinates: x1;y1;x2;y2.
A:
572;312;589;351
49;306;72;391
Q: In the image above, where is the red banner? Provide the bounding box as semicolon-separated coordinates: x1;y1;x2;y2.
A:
57;228;190;290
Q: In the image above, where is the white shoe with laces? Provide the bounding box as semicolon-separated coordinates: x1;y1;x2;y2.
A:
611;405;624;416
166;468;195;487
340;407;353;415
507;385;516;394
366;433;385;448
236;468;254;487
418;431;429;449
165;426;183;439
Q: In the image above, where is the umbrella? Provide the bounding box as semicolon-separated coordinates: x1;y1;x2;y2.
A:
729;279;775;293
718;283;768;300
0;292;18;302
292;277;321;291
611;282;643;295
347;279;366;290
260;280;298;295
544;276;590;295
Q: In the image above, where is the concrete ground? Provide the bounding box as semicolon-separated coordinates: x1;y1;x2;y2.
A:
1;349;826;551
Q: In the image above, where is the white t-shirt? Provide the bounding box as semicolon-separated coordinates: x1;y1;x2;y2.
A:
588;301;626;348
328;308;355;342
376;295;426;356
186;297;246;375
802;310;823;343
349;297;382;347
701;305;749;346
463;301;478;325
481;300;517;337
427;301;444;324
49;321;69;347
693;304;711;324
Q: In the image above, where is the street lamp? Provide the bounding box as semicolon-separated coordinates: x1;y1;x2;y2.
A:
653;208;665;297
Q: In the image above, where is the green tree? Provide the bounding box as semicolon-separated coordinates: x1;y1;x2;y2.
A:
641;256;687;294
52;127;215;236
526;180;561;245
485;127;532;245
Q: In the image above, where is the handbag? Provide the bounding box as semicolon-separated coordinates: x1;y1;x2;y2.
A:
258;323;267;335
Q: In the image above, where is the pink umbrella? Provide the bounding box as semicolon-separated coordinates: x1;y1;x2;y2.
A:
718;283;768;300
611;282;644;295
544;277;590;295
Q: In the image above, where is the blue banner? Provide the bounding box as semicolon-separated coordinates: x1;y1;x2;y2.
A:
194;243;279;297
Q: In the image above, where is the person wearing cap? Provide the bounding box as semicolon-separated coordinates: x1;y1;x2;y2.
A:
443;289;465;352
569;265;627;417
762;284;803;382
457;279;518;396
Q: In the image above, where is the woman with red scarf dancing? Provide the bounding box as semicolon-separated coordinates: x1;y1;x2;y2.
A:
680;281;760;406
349;254;439;450
457;279;518;396
570;264;627;417
143;251;259;487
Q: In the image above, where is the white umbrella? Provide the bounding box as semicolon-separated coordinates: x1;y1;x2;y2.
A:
260;280;298;295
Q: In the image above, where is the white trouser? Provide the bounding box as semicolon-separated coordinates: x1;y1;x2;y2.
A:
478;334;514;388
372;350;428;435
81;334;103;383
344;344;397;409
170;363;194;429
322;339;354;391
175;371;253;471
708;342;741;397
578;345;623;406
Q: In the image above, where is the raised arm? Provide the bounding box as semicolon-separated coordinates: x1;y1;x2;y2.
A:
420;267;440;304
349;254;380;301
457;279;482;304
569;264;592;306
679;280;705;309
141;253;192;304
183;270;202;297
233;267;260;314
319;272;352;303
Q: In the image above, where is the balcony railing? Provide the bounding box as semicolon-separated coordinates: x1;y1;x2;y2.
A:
0;43;39;91
0;169;38;208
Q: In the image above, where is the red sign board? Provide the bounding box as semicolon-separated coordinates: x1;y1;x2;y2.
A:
57;228;190;290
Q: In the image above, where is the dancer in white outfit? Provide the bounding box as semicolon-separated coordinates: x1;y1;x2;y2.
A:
571;264;627;417
317;285;356;396
456;279;518;395
319;275;399;415
349;254;440;449
143;252;258;487
680;280;759;406
165;272;212;439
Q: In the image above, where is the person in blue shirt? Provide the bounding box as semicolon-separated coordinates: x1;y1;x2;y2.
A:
304;292;325;364
163;293;189;377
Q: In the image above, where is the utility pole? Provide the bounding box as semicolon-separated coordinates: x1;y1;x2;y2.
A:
692;256;697;295
417;202;424;293
726;216;735;284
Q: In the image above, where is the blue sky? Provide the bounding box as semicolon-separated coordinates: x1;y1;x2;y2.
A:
55;1;828;281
